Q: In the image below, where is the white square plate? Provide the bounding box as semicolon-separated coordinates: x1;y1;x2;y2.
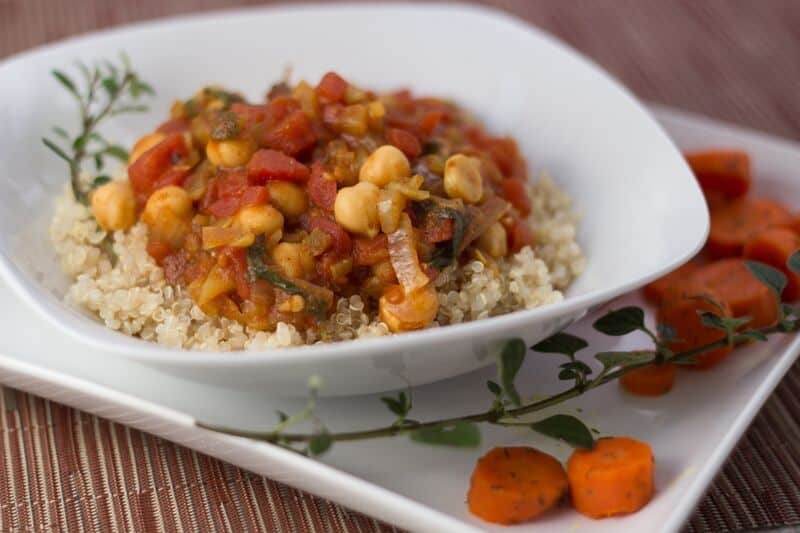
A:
0;107;797;532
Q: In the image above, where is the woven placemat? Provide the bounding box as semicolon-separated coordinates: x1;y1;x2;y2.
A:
2;1;800;531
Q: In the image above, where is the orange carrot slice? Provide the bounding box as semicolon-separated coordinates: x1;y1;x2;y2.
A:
707;197;792;258
467;447;567;524
685;150;751;197
620;364;676;396
642;261;703;306
567;437;655;519
743;227;800;301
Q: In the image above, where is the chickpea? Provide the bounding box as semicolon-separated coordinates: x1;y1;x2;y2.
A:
379;284;440;332
334;181;381;237
141;185;193;247
235;204;284;236
477;222;508;258
90;180;136;232
206;138;256;168
271;242;314;279
377;188;406;234
359;145;410;187
129;133;166;165
266;181;307;217
444;154;483;204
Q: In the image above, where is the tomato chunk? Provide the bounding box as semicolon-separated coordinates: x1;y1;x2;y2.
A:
385;128;421;159
353;235;390;266
239;186;269;208
502;178;531;217
128;133;189;202
307;216;352;255
220;246;251;300
306;163;337;213
156;117;190;134
316;72;347;104
508;216;535;253
421;217;454;244
263;110;317;157
246;149;309;182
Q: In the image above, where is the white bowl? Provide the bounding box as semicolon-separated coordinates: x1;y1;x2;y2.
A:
0;3;707;396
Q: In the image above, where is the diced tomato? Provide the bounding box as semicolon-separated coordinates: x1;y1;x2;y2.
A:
421;216;454;243
419;111;443;137
306;163;337;212
231;103;269;127
162;251;188;285
216;169;248;199
246;149;309;182
264;96;301;125
239;186;269;208
262;110;317;157
485;137;526;179
146;241;172;265
508;217;535;253
128;132;190;203
316;72;347;104
206;197;241;218
385;128;421;159
353;235;390;266
502;178;531;217
156;117;190;134
220;246;251;300
307;216;352;255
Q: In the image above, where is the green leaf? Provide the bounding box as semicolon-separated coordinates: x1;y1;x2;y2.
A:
410;421;481;448
738;330;768;342
427;207;469;269
593;307;645;336
788;251;800;274
486;380;502;396
595;350;654;370
531;332;588;358
101;77;119;96
697;311;750;332
308;431;332;456
104;145;129;161
94;154;103;171
52;126;69;139
52;70;79;98
745;260;787;298
42;138;73;164
90;176;111;188
110;104;150;116
497;338;526;407
560;361;592;375
380;392;410;418
129;79;155;98
782;303;796;318
531;414;594;449
275;410;289;423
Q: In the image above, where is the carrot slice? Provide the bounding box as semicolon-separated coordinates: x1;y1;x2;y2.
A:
743;227;800;301
567;437;655;519
642;261;703;306
657;288;734;370
685;150;751;197
620;364;675;396
707;197;792;258
467;447;567;524
688;258;779;328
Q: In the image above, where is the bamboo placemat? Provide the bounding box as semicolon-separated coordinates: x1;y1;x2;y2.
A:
2;1;800;531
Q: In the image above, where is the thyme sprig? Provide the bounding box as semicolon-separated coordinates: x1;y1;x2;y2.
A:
42;53;154;204
199;255;800;456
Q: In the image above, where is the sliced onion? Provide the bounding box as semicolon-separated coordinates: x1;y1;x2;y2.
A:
202;225;254;249
388;213;429;293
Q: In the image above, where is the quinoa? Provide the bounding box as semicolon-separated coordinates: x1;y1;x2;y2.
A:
49;174;585;351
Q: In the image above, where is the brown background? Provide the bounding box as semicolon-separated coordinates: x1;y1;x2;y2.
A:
1;1;800;531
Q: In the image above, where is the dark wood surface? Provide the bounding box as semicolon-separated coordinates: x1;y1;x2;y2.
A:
1;2;800;531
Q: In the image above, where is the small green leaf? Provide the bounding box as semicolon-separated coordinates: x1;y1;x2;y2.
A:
531;414;594;449
94;154;103;171
788;251;800;274
738;330;768;342
52;126;69;139
558;368;577;381
781;303;796;318
593;307;645;336
697;312;748;332
52;69;79;97
410;421;481;448
101;77;119;96
42;138;73;164
381;397;403;417
275;410;289;423
308;431;332;456
560;361;592;376
745;260;787;298
104;145;130;161
497;338;526;407
486;380;502;396
90;176;111;188
595;350;654;370
531;332;588;358
110;104;150;116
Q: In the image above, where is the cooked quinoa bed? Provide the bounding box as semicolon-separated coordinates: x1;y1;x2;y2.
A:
50;174;584;351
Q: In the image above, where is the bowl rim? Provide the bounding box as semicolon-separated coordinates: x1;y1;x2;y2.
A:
0;1;710;368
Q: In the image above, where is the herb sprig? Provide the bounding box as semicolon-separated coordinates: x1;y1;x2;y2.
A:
42;54;154;204
199;254;800;456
